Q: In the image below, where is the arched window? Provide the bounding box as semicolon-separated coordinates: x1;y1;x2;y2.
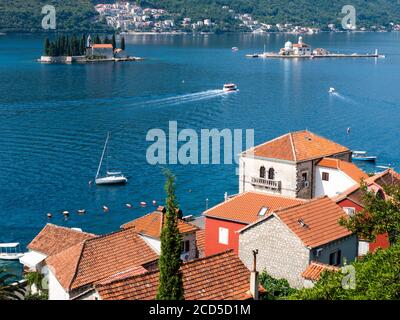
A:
376;189;385;200
268;168;275;180
259;166;266;178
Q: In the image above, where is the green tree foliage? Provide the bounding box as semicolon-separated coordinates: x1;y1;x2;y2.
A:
288;242;400;300
120;36;126;51
142;0;400;30
112;34;116;49
43;34;88;56
339;182;400;245
156;170;184;300
0;0;112;33
0;270;25;300
259;272;297;300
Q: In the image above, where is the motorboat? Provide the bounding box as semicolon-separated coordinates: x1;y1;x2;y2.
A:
329;87;336;93
232;47;239;51
223;83;238;92
95;132;128;185
352;151;377;162
0;243;24;260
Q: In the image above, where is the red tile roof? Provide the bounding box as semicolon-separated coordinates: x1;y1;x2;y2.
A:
244;130;349;162
121;210;198;238
302;262;339;281
240;197;353;248
317;158;368;182
195;230;205;254
275;197;353;248
28;224;96;256
92;44;113;49
96;250;265;300
46;228;158;291
204;191;305;224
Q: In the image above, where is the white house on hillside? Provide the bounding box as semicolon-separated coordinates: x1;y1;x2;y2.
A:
314;157;368;197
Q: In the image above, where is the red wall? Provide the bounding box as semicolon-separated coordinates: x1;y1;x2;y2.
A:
205;217;247;256
337;198;390;251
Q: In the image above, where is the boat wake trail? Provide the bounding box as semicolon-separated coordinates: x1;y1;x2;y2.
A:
331;92;359;105
139;90;227;108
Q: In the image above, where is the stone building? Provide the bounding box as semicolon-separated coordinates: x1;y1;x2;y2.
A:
238;130;352;199
238;197;358;288
88;44;114;59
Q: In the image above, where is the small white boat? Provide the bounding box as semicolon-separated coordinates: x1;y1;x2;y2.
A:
352;151;377;162
223;83;238;92
232;47;239;51
95;132;128;185
0;243;24;261
329;87;336;93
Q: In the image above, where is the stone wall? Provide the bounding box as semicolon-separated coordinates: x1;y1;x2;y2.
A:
310;235;358;265
239;216;310;288
296;160;313;199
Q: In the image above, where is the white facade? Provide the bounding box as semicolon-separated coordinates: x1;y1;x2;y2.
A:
47;267;70;300
314;166;358;197
239;155;297;197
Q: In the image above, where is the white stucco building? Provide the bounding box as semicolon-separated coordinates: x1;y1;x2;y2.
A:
314;157;368;197
239;130;352;199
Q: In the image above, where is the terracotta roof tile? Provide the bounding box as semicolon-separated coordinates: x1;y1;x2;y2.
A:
195;230;205;254
92;44;113;49
245;130;349;162
28;224;96;256
96;250;264;300
204;191;305;224
46;228;158;291
302;262;339;281
121;211;198;238
317;158;368;182
274;197;352;248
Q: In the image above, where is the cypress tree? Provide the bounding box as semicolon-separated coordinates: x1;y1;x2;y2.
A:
44;37;50;56
120;36;125;51
103;36;110;44
156;170;184;300
112;34;116;49
95;34;101;44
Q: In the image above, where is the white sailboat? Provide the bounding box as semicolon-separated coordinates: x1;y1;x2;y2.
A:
95;132;128;185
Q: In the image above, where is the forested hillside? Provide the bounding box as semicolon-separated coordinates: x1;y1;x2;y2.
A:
0;0;111;32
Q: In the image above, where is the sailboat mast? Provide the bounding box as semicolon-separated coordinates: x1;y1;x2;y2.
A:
96;132;110;179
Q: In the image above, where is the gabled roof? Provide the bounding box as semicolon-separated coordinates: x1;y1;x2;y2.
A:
204;191;305;224
121;209;199;238
317;158;368;182
28;224;96;256
243;130;349;162
333;168;400;205
240;197;352;248
302;262;339;281
96;250;265;300
46;228;158;291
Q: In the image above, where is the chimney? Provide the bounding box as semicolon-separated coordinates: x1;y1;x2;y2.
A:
224;192;228;201
250;249;259;300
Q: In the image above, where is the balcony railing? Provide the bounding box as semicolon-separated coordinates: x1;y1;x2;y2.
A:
251;177;282;190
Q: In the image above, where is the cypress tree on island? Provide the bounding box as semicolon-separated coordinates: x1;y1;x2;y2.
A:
120;36;126;51
112;34;116;49
156;170;184;300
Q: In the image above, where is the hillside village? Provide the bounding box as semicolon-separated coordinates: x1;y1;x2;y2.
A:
19;130;400;300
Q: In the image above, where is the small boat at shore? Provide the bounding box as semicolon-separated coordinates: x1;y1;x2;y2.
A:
223;83;238;92
0;243;24;260
95;132;128;185
352;151;377;162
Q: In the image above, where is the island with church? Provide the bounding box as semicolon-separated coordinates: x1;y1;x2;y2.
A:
38;34;143;63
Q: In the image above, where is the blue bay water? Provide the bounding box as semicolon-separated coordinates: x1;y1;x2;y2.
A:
0;33;399;272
